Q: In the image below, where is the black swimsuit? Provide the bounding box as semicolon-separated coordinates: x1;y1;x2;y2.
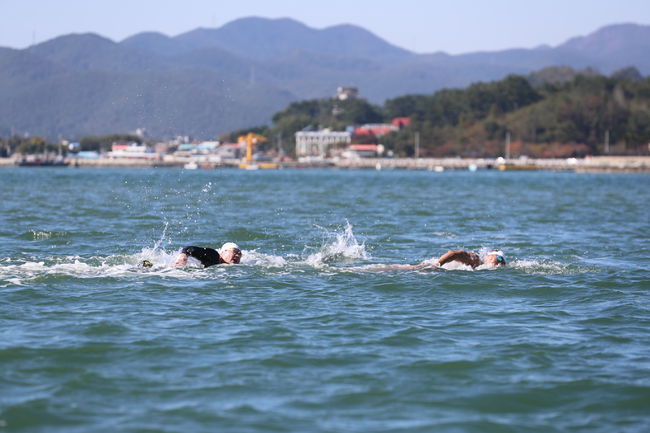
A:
181;246;223;267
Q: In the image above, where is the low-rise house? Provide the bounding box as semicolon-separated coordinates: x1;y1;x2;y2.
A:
339;144;383;159
354;118;411;138
173;141;223;156
354;124;396;137
214;142;243;160
109;142;158;159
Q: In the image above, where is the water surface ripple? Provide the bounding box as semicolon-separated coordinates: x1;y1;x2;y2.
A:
1;168;649;432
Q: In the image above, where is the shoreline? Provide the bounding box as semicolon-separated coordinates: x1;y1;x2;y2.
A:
1;156;650;173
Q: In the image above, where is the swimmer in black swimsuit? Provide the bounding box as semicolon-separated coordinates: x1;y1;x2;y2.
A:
174;242;242;267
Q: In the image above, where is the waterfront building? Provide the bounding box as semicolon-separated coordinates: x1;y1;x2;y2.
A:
295;129;352;158
354;118;412;137
109;142;158;159
337;144;382;159
354;123;396;137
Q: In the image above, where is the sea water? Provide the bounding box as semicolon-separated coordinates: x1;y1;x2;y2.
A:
0;168;649;432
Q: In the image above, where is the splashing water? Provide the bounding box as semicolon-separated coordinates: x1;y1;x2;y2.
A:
509;259;593;275
241;250;287;267
201;182;213;193
0;224;595;286
304;222;369;267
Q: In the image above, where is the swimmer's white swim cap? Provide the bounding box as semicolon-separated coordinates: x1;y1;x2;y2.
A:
486;249;506;264
220;242;241;252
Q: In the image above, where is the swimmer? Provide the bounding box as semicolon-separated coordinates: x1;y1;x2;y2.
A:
174;242;242;267
433;249;506;269
393;248;506;271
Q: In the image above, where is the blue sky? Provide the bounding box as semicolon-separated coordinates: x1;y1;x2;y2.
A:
1;0;649;54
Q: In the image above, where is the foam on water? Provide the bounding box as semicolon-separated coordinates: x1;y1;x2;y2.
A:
509;258;594;275
0;222;373;284
19;230;70;240
0;233;598;287
303;222;369;267
238;249;287;267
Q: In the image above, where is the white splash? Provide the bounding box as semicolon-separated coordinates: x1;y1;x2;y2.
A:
441;261;475;271
149;221;171;252
30;230;53;240
304;222;369;267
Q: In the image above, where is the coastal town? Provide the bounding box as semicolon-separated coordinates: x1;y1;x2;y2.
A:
3;136;648;173
2;85;650;173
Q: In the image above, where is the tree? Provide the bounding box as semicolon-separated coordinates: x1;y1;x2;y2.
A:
610;66;643;82
16;137;60;154
79;134;142;152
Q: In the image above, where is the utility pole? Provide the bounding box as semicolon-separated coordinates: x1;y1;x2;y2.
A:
277;132;284;159
505;131;511;160
414;131;420;159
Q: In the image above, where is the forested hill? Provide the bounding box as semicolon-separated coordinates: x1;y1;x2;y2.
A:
0;18;649;139
237;67;650;158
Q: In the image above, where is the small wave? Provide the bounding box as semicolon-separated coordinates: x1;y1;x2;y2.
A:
19;230;70;241
431;231;457;238
510;259;591;275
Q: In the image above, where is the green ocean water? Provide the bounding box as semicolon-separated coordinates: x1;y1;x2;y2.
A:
1;167;649;433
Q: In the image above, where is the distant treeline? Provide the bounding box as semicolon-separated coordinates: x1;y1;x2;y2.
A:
0;136;63;157
228;66;650;158
0;134;143;156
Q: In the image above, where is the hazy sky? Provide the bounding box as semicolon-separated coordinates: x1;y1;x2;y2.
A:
1;0;649;54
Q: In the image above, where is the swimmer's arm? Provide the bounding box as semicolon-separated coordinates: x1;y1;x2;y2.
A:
437;250;481;268
175;246;198;267
374;263;438;272
381;264;421;270
175;246;221;267
387;260;441;271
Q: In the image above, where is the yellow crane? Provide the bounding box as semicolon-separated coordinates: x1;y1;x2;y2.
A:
237;132;277;169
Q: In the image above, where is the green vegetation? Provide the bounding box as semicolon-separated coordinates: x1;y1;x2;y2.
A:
249;68;650;158
0;136;64;156
79;134;143;152
0;133;144;157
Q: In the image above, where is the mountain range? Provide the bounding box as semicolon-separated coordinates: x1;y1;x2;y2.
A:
1;17;649;140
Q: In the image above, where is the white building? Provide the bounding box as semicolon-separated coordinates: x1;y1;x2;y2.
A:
336;86;359;101
295;130;352;158
109;142;158;159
